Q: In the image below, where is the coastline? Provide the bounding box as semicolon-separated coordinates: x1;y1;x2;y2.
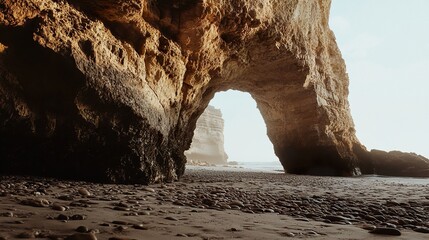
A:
1;167;428;239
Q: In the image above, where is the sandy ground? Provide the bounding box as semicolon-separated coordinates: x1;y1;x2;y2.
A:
1;167;429;239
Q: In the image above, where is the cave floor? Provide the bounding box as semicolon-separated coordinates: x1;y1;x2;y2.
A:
0;169;428;239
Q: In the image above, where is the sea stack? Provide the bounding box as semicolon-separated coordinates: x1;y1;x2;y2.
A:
185;105;228;165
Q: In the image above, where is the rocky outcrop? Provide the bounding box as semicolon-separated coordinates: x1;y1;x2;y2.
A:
185;105;227;165
1;0;418;183
367;150;429;177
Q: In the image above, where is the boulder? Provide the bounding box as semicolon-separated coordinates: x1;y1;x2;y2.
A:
369;150;429;177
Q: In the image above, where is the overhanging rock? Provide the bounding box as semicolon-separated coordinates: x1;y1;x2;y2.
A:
1;0;380;183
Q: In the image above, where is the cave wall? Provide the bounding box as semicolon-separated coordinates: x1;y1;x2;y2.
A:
0;0;371;183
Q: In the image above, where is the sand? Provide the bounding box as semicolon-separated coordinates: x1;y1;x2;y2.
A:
1;167;428;239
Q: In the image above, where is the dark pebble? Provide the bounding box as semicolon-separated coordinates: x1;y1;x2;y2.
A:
65;233;97;240
114;226;128;231
57;214;69;220
369;227;401;236
16;232;35;239
323;215;349;222
132;224;147;230
76;226;89;233
414;227;429;233
165;216;179;221
70;214;86;220
112;220;128;225
113;207;130;211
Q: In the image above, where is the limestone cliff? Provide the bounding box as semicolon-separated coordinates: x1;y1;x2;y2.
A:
185;105;228;165
1;0;424;183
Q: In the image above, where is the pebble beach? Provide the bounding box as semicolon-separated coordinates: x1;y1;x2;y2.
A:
1;168;429;239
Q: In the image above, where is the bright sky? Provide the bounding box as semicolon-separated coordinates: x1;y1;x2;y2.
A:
210;0;429;162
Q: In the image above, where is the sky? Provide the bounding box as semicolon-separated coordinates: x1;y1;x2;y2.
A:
210;0;429;162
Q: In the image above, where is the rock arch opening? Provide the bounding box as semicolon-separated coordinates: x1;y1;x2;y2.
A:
187;90;280;170
211;91;278;165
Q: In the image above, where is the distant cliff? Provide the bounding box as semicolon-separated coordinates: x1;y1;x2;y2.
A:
185;106;228;165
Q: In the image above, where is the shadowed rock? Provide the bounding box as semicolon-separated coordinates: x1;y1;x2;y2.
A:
369;150;429;177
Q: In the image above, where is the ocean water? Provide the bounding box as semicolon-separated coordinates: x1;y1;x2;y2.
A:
234;161;284;172
231;161;429;185
358;175;429;185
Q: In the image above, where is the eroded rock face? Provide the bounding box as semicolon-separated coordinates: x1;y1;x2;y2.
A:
367;150;429;177
185;105;228;165
0;0;378;183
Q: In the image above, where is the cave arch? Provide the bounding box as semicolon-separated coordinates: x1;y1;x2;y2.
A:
187;90;279;166
186;47;361;177
0;0;371;183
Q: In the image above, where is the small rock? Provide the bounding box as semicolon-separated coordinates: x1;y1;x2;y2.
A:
360;224;376;231
124;212;138;216
139;211;150;216
58;195;74;201
1;212;13;217
112;220;128;225
229;200;244;208
36;231;52;238
57;214;69;220
65;233;97;240
165;216;179;221
282;232;295;237
76;226;89;233
176;233;188;237
323;215;349;222
52;204;66;211
306;230;319;236
132;224;147;230
384;223;397;229
78;188;91;197
114;226;128;231
88;229;100;234
295;218;309;222
16;232;35;239
414;227;429;233
21;198;50;207
70;214;86;220
264;208;275;213
142;187;155;193
108;237;135;240
113;207;130;211
202;198;216;206
369;227;401;236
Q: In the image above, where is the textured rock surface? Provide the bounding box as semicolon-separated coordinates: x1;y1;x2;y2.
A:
368;150;429;177
0;0;408;183
185;105;228;165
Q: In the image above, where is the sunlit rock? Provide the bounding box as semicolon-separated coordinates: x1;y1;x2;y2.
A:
185;105;228;165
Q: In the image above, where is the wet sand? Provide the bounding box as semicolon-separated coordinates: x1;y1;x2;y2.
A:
1;168;428;239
